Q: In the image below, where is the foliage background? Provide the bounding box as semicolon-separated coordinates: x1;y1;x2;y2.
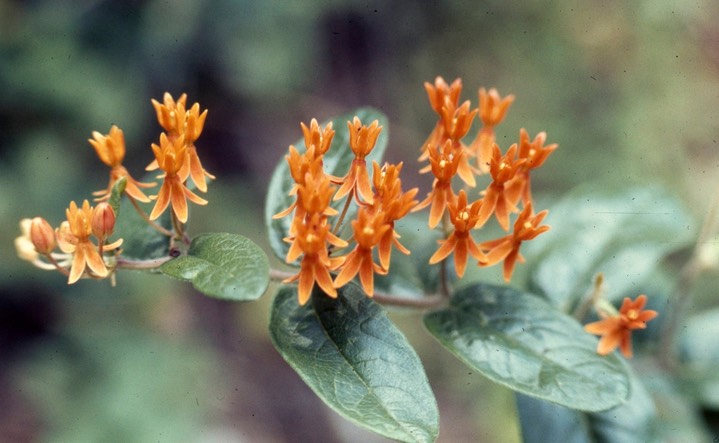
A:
1;0;718;441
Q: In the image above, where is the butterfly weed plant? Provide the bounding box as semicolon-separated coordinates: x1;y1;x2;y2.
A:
15;78;715;442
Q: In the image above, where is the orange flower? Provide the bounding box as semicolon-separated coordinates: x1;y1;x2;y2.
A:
273;144;325;221
370;161;418;268
284;213;347;305
438;100;478;187
333;208;389;296
584;295;658;358
479;203;549;281
415;140;462;228
149;133;208;223
301;118;335;157
420;76;463;161
470;88;514;172
56;200;123;284
149;93;214;192
513;129;558;205
89;125;156;202
429;190;486;278
476;143;526;231
334;117;383;204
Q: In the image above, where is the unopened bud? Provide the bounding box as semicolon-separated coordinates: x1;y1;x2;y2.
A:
30;217;56;254
92;203;116;240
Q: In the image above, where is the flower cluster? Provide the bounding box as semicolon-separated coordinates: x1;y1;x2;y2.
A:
416;76;554;282
15;93;212;283
276;118;418;304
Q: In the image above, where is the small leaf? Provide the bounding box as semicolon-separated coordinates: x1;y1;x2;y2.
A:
108;176;127;218
160;233;269;301
265;108;389;262
525;185;695;311
423;283;629;411
269;284;439;443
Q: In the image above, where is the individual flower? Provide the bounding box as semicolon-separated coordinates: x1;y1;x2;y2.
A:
301;118;335;157
15;218;70;271
476;143;526;231
438;100;478;187
419;76;463;161
333;208;389;297
479;203;550;281
89;125;156;202
29;217;57;254
149;133;208;223
334;117;382;204
296;168;339;217
370;161;418;269
414;140;462;228
283;213;347;305
470;87;514;172
149;93;214;192
56;200;123;284
272;144;325;220
429;190;486;278
512;129;558;205
584;295;659;358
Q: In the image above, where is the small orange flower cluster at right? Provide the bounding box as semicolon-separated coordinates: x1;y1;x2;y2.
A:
584;294;658;358
416;76;556;281
275;118;418;305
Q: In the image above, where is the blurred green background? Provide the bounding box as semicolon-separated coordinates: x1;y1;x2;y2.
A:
2;0;718;441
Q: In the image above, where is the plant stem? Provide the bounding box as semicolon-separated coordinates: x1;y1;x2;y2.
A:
332;193;354;236
116;256;175;270
128;196;175;237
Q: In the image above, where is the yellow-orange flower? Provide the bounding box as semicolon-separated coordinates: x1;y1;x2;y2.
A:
149;133;208;223
479;203;549;281
420;76;463;161
415;140;462;228
149;93;214;192
429;190;486;278
370;161;418;268
89;125;155;202
272;144;325;220
513;128;558;205
584;295;658;358
56;200;122;284
301;118;335;157
470;88;514;172
284;213;347;305
476;143;526;231
334;117;382;204
333;208;389;297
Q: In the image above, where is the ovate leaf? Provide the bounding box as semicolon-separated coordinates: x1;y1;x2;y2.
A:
265;108;389;262
423;283;629;411
160;233;269;301
269;284;439;443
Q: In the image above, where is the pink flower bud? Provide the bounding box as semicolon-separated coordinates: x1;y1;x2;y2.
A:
30;217;56;254
92;203;116;240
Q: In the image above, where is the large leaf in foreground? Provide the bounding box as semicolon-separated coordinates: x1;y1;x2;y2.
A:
264;108;389;261
160;233;269;301
525;185;694;311
269;284;438;443
424;284;629;411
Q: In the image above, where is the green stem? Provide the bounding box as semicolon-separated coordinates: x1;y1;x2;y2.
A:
116;256;175;270
128;196;175;237
332;194;354;236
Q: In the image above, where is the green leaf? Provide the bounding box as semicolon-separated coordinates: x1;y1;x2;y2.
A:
269;284;439;443
108;176;127;218
423;283;629;411
679;308;719;408
525;185;695;311
114;197;171;260
160;233;269;301
516;365;657;443
264;108;389;262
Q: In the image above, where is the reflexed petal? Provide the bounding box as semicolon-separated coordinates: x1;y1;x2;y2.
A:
429;236;456;265
314;262;337;298
68;244;88;284
356;164;374;204
83;243;109;278
358;258;375;296
171;181;189;222
597;330;622;356
149;181;171;220
333;250;361;288
453;240;468;278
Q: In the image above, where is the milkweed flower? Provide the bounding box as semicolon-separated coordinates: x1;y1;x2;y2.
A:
476;143;526;231
470;88;514;172
149;93;214;192
419;76;463;161
15;218;62;269
89;125;155;202
370;161;418;269
513;129;557;205
584;295;658;358
301;118;335;157
149;133;208;223
272;144;325;221
333;208;389;297
283;213;347;305
429;190;486;278
56;200;123;284
438;100;478;187
414;140;463;228
479;203;549;281
334;117;382;204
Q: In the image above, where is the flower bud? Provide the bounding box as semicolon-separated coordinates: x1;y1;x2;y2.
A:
91;203;116;240
30;217;56;254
